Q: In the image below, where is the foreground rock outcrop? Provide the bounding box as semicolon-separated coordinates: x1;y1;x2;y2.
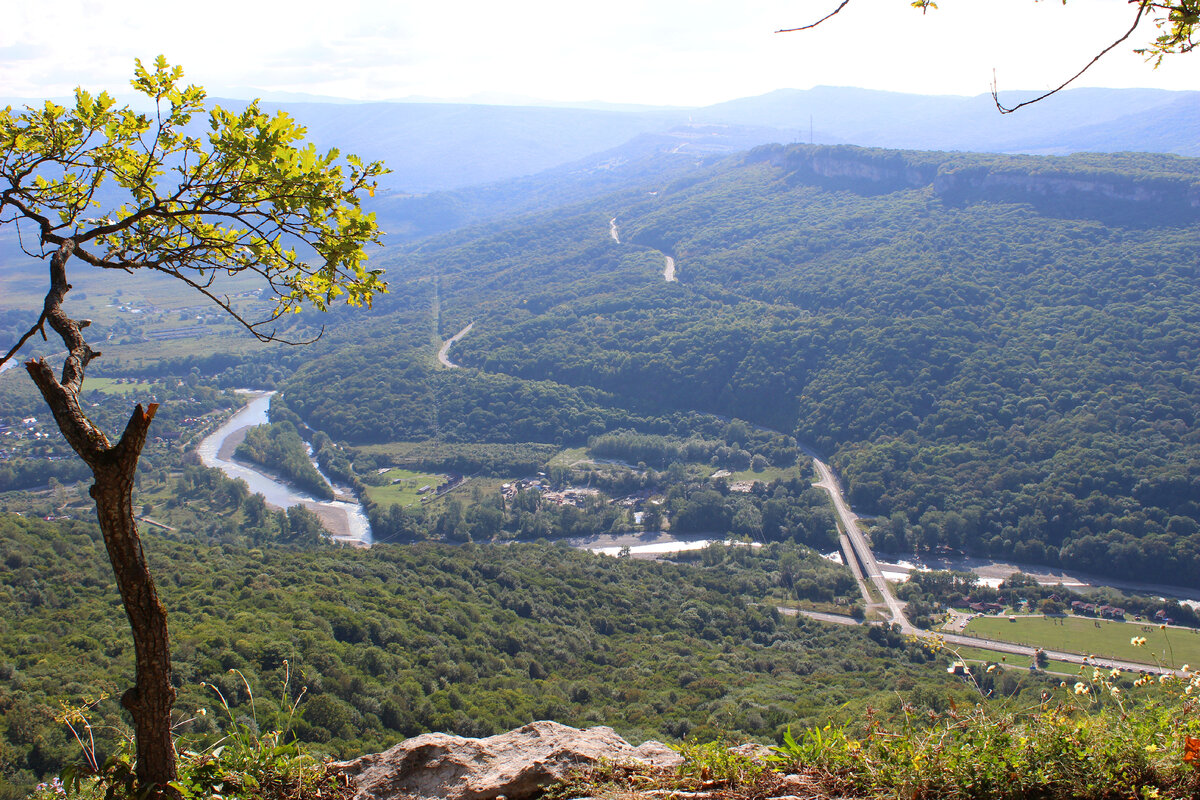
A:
336;720;683;800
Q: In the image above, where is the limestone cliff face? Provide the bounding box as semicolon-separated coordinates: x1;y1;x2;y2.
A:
747;143;1200;223
798;151;932;188
932;167;1200;210
750;144;937;192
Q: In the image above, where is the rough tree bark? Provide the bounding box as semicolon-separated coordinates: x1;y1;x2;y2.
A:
2;63;386;795
24;240;177;794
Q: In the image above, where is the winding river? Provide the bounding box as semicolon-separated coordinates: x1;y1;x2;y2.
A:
196;391;372;545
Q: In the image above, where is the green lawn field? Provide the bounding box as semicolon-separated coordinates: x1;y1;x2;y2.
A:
362;468;447;508
962;614;1200;669
355;442;434;458
946;644;1080;676
82;377;160;395
721;465;804;484
546;447;589;468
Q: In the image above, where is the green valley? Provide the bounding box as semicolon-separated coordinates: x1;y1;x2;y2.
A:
5;138;1200;798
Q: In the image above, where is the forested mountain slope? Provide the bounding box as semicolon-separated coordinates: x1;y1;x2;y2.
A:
285;144;1200;585
0;515;959;794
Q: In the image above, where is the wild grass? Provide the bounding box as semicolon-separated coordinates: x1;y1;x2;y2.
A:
551;650;1200;800
766;672;1200;800
34;668;351;800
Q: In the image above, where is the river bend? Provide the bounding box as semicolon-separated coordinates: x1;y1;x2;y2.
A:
197;391;371;545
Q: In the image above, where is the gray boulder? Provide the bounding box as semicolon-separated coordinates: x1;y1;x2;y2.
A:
337;720;682;800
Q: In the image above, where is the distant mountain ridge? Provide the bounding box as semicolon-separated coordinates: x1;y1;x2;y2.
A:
694;86;1200;156
6;85;1198;198
4;85;1198;253
197;87;1200;198
217;86;1200;243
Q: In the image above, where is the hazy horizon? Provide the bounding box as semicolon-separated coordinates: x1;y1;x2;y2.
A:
4;1;1200;108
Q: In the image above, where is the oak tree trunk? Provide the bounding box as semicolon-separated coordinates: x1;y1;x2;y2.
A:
23;240;178;796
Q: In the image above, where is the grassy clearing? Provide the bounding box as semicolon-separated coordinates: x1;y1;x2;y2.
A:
547;447;588;468
951;644;1033;668
721;465;800;483
82;377;158;395
356;441;425;458
362;468;447;508
964;614;1200;669
353;441;558;475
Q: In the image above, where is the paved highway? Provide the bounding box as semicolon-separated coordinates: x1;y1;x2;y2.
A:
812;457;912;632
807;453;1182;676
437;321;474;368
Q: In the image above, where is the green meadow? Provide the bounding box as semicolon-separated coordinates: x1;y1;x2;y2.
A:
362;467;448;508
963;614;1200;669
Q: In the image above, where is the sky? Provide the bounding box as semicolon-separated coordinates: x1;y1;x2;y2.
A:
2;0;1199;107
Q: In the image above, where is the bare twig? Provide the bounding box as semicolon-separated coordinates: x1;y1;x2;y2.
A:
0;312;48;368
992;0;1150;113
777;0;852;33
777;0;1157;115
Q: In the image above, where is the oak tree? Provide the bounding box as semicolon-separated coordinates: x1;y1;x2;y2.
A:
0;57;386;795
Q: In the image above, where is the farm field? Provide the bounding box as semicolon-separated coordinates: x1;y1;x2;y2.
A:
962;614;1200;669
354;440;558;471
1;257;264;306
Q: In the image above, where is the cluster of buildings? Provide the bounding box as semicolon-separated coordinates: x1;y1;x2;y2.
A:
541;487;602;506
1070;601;1128;620
417;474;462;500
0;416;51;459
499;477;602;508
967;601;1006;614
615;488;657;508
500;479;660;511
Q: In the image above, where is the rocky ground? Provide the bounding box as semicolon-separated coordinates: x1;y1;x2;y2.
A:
334;721;842;800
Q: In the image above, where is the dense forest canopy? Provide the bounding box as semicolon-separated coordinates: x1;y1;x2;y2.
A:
275;144;1200;585
0;514;986;797
6;138;1200;795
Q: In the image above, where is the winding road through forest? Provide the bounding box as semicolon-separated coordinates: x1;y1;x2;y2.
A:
606;217;676;282
438;321;474;368
663;255;677;282
434;225;1176;675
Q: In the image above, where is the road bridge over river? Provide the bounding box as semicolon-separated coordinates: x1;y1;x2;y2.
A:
807;451;1182;677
